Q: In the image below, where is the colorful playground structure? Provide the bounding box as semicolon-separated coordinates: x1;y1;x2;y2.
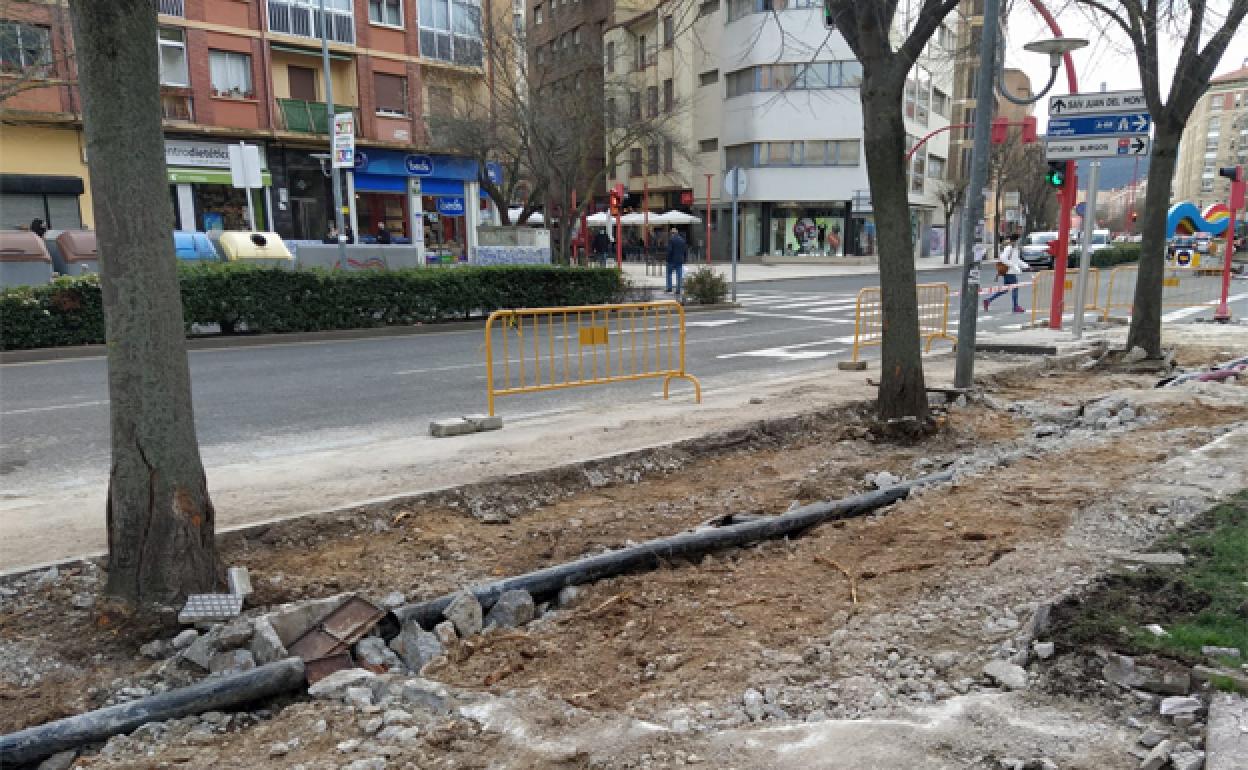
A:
1166;201;1231;238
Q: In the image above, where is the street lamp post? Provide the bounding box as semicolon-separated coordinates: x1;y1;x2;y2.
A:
320;0;347;266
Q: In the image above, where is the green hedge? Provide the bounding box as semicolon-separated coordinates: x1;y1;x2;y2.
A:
0;264;626;351
1066;243;1141;268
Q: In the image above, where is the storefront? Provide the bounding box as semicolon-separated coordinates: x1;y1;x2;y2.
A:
349;150;496;261
165;139;273;233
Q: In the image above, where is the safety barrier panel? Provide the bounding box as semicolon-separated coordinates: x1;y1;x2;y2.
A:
1102;265;1227;320
851;283;956;362
1030;268;1102;325
484;301;702;416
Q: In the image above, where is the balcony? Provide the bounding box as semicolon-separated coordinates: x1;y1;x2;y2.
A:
155;0;185;16
160;89;194;122
268;0;355;45
276;98;359;133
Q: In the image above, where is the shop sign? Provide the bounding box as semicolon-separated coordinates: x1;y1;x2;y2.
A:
353;151;368;170
405;154;434;176
332;112;355;169
437;196;466;217
166;139;268;170
485;161;503;185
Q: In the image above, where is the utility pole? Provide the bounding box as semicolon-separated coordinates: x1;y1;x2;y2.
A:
320;0;347;264
954;0;1001;389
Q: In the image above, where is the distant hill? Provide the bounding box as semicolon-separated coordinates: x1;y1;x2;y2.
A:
1075;156;1150;191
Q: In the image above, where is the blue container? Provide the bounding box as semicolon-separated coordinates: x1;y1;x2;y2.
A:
174;231;220;261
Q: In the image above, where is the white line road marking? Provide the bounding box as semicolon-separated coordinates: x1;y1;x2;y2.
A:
770;298;859;310
719;337;849;360
393;363;482;375
685;319;745;328
1161;293;1248;322
2;400;108;416
734;310;853;324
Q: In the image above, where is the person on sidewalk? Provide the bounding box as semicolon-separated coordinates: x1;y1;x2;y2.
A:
665;227;687;295
985;233;1026;313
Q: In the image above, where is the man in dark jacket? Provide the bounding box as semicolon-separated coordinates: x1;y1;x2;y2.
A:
665;227;687;295
592;229;611;265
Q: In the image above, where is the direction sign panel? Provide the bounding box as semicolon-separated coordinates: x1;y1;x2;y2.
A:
1048;90;1145;117
1047;112;1151;138
1045;135;1150;161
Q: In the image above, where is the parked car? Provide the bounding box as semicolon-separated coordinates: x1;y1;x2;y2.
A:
1020;230;1060;269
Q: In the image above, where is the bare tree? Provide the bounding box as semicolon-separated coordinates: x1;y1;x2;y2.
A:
1072;0;1248;356
1014;144;1056;233
824;0;961;422
937;176;968;265
69;0;218;608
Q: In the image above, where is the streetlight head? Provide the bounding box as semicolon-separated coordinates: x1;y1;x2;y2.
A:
1023;37;1089;56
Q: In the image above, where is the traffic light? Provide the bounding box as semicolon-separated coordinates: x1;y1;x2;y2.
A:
1045;161;1066;188
1219;166;1243;182
1021;116;1038;144
609;189;620;216
1131;211;1138;223
990;117;1008;145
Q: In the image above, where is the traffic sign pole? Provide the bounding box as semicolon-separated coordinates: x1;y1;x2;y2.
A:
1072;160;1100;339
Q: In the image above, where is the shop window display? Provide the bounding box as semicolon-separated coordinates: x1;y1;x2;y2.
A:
194;184;264;232
771;207;844;256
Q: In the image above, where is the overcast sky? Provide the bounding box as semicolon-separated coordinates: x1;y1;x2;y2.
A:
1001;1;1248;129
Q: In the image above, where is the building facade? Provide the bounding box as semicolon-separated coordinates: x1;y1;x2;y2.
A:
1173;62;1248;211
1;0;501;254
605;0;957;261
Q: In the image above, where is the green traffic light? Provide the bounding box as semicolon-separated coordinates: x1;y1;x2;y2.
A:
1045;162;1065;188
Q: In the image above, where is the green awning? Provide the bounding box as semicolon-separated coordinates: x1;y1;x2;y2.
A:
271;42;353;61
167;167;273;186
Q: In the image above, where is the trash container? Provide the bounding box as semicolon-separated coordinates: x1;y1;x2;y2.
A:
0;231;54;288
54;230;99;275
216;231;293;268
173;231;221;262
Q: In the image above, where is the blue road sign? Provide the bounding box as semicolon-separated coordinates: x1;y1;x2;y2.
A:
1047;113;1151;138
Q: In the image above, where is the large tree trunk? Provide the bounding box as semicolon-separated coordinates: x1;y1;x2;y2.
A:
860;70;928;422
70;0;218;606
1125;122;1181;357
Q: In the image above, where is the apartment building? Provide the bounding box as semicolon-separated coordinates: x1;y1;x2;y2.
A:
1173;62;1248;211
605;0;957;260
1;0;501;251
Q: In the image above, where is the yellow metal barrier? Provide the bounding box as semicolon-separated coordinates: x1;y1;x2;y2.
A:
851;283;956;362
484;301;702;416
1030;268;1102;325
1103;265;1227;320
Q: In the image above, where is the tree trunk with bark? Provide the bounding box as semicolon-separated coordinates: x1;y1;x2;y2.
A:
69;0;218;606
860;67;928;422
1125;121;1181;357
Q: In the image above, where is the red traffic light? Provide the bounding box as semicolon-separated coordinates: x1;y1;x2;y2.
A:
1218;166;1243;182
990;117;1008;145
1021;116;1037;144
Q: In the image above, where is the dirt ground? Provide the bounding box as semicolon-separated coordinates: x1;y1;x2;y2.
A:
4;338;1248;768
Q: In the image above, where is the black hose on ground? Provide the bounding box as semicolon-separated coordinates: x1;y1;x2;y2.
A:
386;470;955;632
0;658;306;767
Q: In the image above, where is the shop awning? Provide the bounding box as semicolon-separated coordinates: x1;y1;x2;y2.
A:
354;173;407;193
1;174;85;195
167;167;273;186
418;178;464;197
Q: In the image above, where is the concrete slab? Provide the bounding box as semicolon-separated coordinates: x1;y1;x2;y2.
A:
1206;693;1248;770
430;418;475;438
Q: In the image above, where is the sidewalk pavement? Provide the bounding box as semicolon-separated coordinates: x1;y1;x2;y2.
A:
620;256;959;288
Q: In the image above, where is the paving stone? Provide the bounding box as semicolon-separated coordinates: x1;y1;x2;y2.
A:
1032;642;1055;660
172;629;199;650
1168;750;1205;770
429;418;474;438
484;589;535;629
444;592;483;636
1138;739;1171;770
983;660;1028;690
463;414;503;431
1160;697;1202;716
1138;728;1167;748
249;617;287;665
1116;552;1186;566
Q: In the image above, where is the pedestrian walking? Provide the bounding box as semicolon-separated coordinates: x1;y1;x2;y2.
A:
665;227;687;295
592;229;611;265
984;233;1026;313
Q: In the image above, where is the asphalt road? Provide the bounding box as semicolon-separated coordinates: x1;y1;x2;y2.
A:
2;267;1244;501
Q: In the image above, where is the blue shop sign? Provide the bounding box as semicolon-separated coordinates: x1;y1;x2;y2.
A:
437;196;466;217
353;151;368;170
405;154;434;176
485;161;503;185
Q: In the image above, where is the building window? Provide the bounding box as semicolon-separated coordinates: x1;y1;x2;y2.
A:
605;40;614;72
937;22;954;49
662;15;674;47
534;3;542;23
663;78;673;112
427;84;453;115
646;85;658;118
647;143;659;174
698;0;719;17
726;0;820;22
635;34;647;70
606;97;616;129
721;139;858;168
629;91;641;120
928;154;945;179
663;141;674;171
156;27;189;86
932;88;948;118
420;0;483;65
0;22;52;76
724;143;753;169
724;61;861;97
699;69;718;86
1201;179;1214;192
1207;116;1221;133
698;138;718;152
535;46;545;65
369;0;403;26
1210;94;1222;111
574;26;583;47
629;147;643;177
209;50;253;98
268;0;355;44
374;72;408;114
